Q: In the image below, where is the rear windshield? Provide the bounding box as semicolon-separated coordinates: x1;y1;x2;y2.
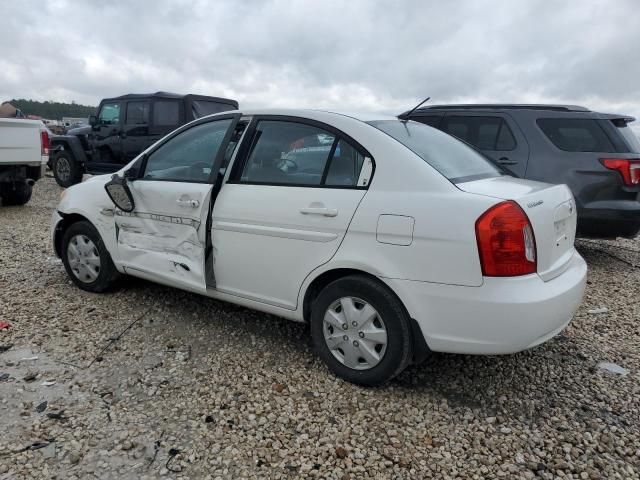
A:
615;123;640;153
368;120;501;183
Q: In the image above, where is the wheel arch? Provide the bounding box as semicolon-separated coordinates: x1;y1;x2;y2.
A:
51;136;87;163
53;212;92;258
302;267;431;365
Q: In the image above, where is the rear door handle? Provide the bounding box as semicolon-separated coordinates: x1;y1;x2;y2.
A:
300;207;338;217
497;157;518;165
176;198;200;208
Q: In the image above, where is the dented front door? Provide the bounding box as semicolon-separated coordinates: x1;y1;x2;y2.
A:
114;115;240;293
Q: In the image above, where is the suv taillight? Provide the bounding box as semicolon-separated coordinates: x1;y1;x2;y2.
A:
40;130;50;156
600;158;640;186
475;201;537;277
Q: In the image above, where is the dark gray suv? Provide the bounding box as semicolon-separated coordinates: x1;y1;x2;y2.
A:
400;105;640;238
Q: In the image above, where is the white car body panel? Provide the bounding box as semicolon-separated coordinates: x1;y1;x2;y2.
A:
116;180;213;294
212;184;366;309
52;109;588;355
0;118;46;167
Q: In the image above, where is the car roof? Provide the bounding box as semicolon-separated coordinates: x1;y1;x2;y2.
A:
405;104;591;113
398;104;635;122
229;108;398;123
104;91;238;106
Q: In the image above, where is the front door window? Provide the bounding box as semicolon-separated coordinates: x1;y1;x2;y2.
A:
142;119;233;182
98;103;121;125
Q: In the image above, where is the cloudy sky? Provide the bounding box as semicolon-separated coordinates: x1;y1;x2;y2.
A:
1;0;639;130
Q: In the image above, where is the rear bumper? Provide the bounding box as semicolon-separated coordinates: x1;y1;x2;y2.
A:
578;201;640;237
382;252;587;355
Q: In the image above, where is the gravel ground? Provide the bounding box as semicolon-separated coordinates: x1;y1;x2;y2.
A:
0;176;639;480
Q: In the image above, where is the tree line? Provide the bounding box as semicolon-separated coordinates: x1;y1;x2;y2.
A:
9;99;97;119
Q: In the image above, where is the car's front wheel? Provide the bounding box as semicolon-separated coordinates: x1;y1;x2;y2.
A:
61;221;120;292
52;150;83;188
310;275;413;386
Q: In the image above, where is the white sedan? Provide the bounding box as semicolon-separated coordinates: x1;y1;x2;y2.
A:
51;109;587;385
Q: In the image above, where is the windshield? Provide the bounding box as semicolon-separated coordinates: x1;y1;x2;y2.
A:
368;120;502;183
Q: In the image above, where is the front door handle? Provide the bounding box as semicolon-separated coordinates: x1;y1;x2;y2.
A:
497;157;518;165
176;198;200;208
300;207;338;217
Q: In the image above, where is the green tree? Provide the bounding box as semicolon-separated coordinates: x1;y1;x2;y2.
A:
8;99;97;120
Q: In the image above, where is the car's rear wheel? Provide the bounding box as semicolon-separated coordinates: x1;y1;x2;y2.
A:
52;150;83;188
310;275;413;386
1;181;32;206
61;221;120;292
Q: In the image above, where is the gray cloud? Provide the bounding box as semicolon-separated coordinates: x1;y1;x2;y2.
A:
1;0;639;125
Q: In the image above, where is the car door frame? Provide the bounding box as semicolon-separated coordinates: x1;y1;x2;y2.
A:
225;114;375;190
441;111;530;177
122;99;151;162
92;99;125;164
213;114;375;309
121;112;243;290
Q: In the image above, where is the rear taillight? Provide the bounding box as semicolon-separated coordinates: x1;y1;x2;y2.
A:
40;130;50;156
600;158;640;186
475;201;537;277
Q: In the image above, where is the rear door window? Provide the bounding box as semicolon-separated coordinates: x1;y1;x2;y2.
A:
125;101;149;125
441;116;516;151
237;120;367;188
153;100;181;127
537;118;617;152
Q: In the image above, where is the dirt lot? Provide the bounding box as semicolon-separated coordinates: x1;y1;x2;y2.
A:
1;176;639;479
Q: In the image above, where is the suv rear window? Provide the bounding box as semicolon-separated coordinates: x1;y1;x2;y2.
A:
537;118;617;152
441;116;516;151
369;120;501;183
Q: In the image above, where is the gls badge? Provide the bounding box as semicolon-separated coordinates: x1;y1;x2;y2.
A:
527;200;544;208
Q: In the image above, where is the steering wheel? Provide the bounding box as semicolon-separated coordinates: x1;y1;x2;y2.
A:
277;158;298;173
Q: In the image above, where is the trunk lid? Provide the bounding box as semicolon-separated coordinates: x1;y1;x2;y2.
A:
458;176;577;281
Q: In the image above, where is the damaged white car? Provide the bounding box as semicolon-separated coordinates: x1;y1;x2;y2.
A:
52;110;587;385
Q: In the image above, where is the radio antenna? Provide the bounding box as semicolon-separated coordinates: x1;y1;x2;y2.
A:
402;96;431;120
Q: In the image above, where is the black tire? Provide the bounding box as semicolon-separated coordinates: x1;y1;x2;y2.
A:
310;275;413;386
1;182;32;206
52;150;83;188
61;221;120;293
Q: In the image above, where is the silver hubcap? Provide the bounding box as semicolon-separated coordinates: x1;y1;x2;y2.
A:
323;297;388;370
56;157;70;181
67;234;101;283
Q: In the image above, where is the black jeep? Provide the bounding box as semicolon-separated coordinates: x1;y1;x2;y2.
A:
50;92;239;187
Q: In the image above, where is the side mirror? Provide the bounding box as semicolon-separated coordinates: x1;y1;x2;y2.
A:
104;174;135;212
89;115;98;126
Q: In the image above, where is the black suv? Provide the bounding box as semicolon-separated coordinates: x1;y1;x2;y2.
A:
50;92;239;187
400;105;640;238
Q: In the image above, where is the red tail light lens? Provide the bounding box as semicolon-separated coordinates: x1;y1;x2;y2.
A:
600;158;640;186
476;201;537;277
40;130;50;156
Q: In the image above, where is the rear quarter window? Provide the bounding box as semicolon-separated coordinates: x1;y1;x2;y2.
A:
368;120;501;184
537;118;617;152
